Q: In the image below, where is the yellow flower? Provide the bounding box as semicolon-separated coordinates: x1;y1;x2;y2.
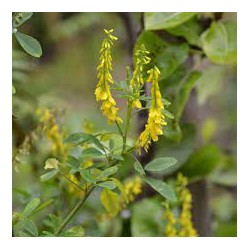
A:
130;44;151;108
123;176;142;202
37;108;68;159
176;173;198;237
95;29;122;124
82;159;93;169
67;174;84;198
164;203;178;237
164;173;198;237
136;66;167;153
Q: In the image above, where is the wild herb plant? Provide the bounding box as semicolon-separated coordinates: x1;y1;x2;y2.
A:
12;12;237;237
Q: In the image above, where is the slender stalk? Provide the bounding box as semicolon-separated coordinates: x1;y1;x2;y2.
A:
59;171;85;192
122;101;132;153
54;186;94;236
115;121;124;137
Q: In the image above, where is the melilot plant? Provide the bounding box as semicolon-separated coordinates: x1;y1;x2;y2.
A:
13;28;197;237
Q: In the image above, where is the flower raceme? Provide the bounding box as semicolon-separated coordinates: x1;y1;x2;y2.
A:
164;173;198;237
130;45;151;109
95;29;122;124
95;30;168;153
177;173;198;237
37;108;68;159
136;66;167;153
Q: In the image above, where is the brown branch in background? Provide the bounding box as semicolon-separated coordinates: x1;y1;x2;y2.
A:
189;180;212;236
117;12;137;65
184;88;212;236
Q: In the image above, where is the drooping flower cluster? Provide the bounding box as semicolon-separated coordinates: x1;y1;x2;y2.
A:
37;108;68;159
130;45;151;108
164;173;198;237
177;173;198;237
136;66;167;153
95;29;122;124
164;203;178;237
123;176;142;202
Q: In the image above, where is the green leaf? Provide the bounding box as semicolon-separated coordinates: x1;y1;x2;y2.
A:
13;12;33;27
145;157;177;172
100;189;120;216
98;181;116;190
22;198;40;217
155;43;189;80
144;177;176;202
64;133;91;145
15;32;42;58
162;109;174;119
98;166;118;179
65;133;105;150
167;17;203;46
43;214;61;231
80;169;95;183
174;71;201;125
34;199;54;214
40;169;58;182
42;231;55;237
67;155;81;169
181;144;222;178
18;231;31;237
19;219;38;236
60;226;85;237
134;161;146;176
201;21;237;65
131;198;165;236
82;147;103;158
197;65;224;105
145;12;197;30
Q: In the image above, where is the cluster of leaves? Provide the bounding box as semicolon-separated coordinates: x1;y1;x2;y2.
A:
12;12;42;58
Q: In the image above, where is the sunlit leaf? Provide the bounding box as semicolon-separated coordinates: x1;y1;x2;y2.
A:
100;189;120;216
98;181;116;190
201;21;237;65
145;12;197;30
40;169;58;182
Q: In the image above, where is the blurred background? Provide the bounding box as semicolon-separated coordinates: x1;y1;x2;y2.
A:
12;12;237;237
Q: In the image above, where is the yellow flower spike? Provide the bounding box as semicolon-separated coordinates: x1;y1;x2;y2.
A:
164;203;178;237
136;66;167;153
130;44;151;108
123;176;142;202
95;29;123;124
37;108;68;160
176;173;198;237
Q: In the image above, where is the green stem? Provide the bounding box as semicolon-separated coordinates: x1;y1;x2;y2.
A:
122;101;132;153
59;171;85;192
115;121;123;137
54;186;94;236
